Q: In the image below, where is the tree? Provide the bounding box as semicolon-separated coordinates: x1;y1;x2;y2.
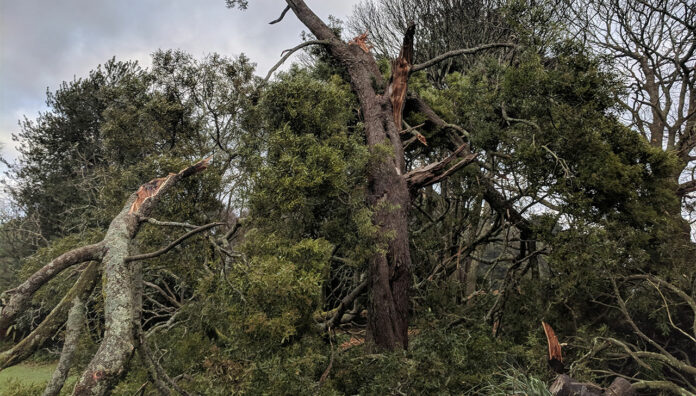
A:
257;0;511;350
569;0;696;229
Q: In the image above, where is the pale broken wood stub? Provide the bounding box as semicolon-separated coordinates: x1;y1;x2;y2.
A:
129;174;175;214
542;321;565;374
129;157;211;215
348;31;373;53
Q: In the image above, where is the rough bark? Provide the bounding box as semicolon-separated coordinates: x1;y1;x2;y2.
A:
0;242;105;338
72;159;210;396
42;296;85;396
0;261;99;370
285;0;412;350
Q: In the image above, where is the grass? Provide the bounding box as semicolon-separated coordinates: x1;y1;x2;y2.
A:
0;361;57;393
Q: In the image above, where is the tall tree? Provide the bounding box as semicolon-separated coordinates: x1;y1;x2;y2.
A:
258;0;507;350
569;0;696;229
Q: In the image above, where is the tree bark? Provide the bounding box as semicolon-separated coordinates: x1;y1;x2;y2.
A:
0;261;99;370
72;159;210;395
42;296;86;396
285;0;413;350
0;242;105;339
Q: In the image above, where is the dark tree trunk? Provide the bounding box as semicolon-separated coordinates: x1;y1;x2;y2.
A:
285;0;414;349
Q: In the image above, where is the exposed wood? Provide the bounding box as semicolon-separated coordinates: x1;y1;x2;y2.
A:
285;0;411;350
67;159;211;396
388;24;415;129
542;321;565;374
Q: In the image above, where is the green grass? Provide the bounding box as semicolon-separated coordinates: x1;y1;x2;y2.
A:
0;361;56;393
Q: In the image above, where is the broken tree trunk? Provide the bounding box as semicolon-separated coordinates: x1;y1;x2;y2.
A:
0;159;211;396
280;0;503;350
285;0;413;350
72;158;210;396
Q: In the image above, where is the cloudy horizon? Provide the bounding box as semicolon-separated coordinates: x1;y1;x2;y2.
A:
0;0;360;166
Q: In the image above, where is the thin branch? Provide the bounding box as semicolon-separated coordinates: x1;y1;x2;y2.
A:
411;43;516;73
269;5;291;24
125;222;225;262
264;40;332;82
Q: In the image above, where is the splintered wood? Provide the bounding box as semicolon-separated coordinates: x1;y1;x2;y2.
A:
348;31;372;53
129;174;175;214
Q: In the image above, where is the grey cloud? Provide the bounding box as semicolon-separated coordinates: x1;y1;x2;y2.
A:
0;0;360;165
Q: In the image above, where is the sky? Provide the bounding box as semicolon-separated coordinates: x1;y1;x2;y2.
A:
0;0;361;165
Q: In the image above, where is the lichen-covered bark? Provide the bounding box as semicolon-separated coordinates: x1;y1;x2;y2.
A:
72;195;139;396
0;262;99;370
0;242;105;338
72;160;210;395
42;296;85;396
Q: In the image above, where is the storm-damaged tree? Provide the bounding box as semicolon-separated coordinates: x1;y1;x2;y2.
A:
249;0;515;350
0;159;224;395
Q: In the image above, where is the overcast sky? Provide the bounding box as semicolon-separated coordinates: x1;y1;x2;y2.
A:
0;0;360;165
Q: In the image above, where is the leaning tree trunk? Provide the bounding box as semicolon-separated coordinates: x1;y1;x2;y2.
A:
0;159;212;396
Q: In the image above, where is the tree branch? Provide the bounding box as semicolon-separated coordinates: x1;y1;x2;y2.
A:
0;262;99;370
323;278;368;330
411;43;516;73
269;5;291;24
264;40;332;82
42;296;85;396
404;144;478;191
125;222;225;262
0;242;105;338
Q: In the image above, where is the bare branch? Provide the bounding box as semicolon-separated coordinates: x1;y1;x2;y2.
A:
411;43;516;73
125;222;225;262
269;5;291;24
405;144;478;191
264;40;332;82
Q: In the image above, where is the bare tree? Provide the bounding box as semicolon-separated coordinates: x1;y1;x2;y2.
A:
570;0;696;222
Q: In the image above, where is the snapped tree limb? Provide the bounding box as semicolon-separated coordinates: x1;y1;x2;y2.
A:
0;242;105;338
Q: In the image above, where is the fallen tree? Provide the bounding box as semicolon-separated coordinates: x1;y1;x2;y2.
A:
0;158;222;396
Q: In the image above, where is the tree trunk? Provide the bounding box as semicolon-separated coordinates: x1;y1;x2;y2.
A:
285;0;414;350
42;296;86;396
